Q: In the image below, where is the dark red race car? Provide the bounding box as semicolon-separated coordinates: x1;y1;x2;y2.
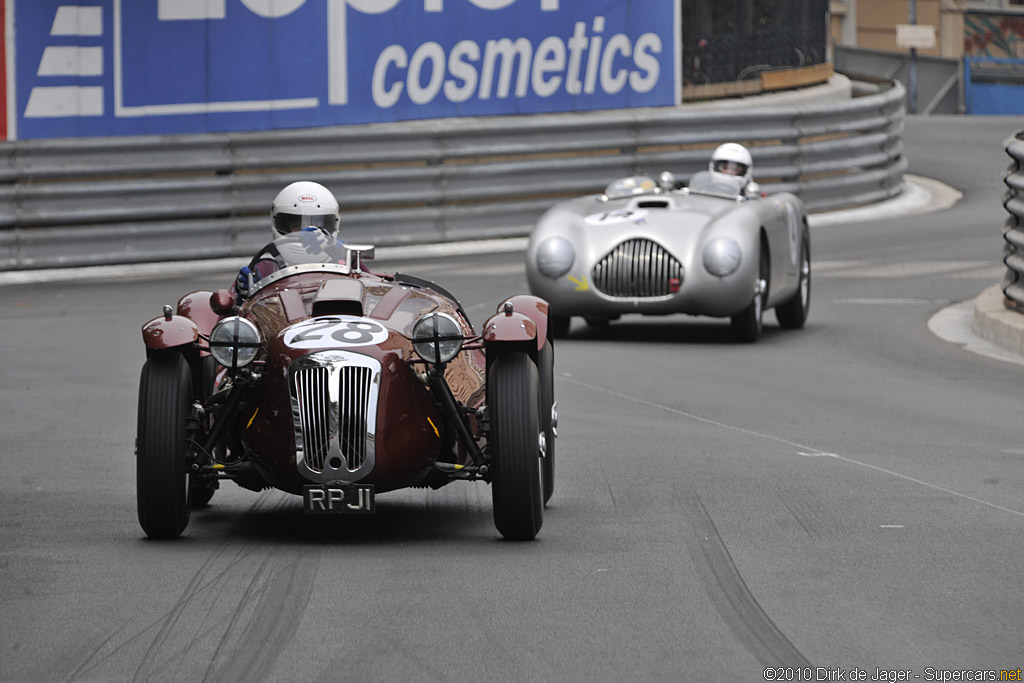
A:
137;231;556;541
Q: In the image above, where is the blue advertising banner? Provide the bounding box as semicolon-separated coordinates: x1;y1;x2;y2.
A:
11;0;679;139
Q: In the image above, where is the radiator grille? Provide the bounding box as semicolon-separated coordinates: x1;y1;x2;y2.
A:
291;364;373;473
338;366;371;471
293;366;330;472
592;239;683;298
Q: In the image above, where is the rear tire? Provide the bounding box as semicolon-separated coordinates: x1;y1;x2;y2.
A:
189;480;217;509
775;237;811;329
489;352;543;541
137;353;192;539
550;314;571;338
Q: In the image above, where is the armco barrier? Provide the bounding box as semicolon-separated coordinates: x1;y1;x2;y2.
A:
0;79;906;271
1003;130;1024;308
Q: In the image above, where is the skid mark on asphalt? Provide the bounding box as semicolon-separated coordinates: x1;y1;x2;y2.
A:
683;486;813;667
129;495;289;682
203;548;320;683
63;492;312;683
560;375;1024;519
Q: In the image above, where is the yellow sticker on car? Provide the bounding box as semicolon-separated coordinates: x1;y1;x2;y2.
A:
568;275;589;291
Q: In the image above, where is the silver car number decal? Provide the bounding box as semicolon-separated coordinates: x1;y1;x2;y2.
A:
584;208;649;226
284;316;389;349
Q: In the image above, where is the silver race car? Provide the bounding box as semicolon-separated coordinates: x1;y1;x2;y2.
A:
525;171;811;342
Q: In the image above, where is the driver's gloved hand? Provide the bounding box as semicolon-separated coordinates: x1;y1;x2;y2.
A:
235;266;260;305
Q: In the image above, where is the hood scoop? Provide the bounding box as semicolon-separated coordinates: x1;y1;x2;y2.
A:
311;279;365;317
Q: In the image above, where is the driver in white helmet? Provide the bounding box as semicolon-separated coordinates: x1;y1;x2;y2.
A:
233;181;342;301
708;142;760;197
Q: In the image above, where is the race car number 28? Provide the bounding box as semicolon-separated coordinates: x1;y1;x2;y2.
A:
283;316;389;349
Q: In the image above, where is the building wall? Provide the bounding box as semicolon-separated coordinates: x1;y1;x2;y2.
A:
831;0;970;59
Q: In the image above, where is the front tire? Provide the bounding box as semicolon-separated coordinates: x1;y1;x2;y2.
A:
775;237;811;329
137;353;192;539
731;241;768;343
489;352;543;541
537;340;556;506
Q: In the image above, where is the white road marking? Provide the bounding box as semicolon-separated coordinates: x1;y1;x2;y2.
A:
816;260;991;278
834;298;952;305
561;375;1024;518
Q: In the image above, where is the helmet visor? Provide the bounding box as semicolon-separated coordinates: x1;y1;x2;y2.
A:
273;212;338;235
713;160;748;177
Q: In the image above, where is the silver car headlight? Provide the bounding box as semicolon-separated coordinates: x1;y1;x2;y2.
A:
703;238;742;277
412;312;464;365
536;237;575;278
209;316;261;368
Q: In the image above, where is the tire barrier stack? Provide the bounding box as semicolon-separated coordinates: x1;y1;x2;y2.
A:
0;79;906;271
1003;130;1024;308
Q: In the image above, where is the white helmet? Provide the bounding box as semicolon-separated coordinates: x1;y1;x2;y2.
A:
709;143;753;187
270;181;340;238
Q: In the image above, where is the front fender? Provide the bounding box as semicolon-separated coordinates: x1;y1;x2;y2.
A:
482;310;537;361
497;295;550;350
142;315;199;352
176;290;223;350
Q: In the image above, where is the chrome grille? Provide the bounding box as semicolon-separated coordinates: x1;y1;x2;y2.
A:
592;239;683;298
293;366;331;472
289;351;380;482
338;366;371;471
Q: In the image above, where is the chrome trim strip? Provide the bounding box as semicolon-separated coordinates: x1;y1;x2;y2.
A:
251;263;351;296
289;350;381;484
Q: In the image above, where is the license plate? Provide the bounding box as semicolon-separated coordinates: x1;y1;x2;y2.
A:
303;484;375;515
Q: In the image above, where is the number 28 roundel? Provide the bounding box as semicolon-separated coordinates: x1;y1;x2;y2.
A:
283;316;390;349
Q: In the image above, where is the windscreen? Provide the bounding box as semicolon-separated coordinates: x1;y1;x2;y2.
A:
252;230;348;269
687;171;747;197
604;176;658;200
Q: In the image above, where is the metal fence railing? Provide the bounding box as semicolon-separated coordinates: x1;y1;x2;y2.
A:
0;78;906;271
1003;130;1024;308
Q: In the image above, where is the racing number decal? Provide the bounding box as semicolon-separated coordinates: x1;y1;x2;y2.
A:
284;316;390;349
584;208;650;226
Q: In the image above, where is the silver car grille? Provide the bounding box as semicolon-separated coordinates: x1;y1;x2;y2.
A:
592;239;684;298
289;351;380;483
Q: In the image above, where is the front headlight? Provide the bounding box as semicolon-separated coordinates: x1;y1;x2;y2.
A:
412;312;464;365
536;237;575;278
703;238;742;277
209;316;262;368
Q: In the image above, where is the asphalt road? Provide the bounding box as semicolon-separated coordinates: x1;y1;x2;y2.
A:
3;115;1024;682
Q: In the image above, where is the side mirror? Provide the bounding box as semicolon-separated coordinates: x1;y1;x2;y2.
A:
345;244;376;273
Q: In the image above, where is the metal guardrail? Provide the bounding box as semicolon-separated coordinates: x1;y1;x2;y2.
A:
1003;131;1024;308
834;46;962;115
0;79;906;270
